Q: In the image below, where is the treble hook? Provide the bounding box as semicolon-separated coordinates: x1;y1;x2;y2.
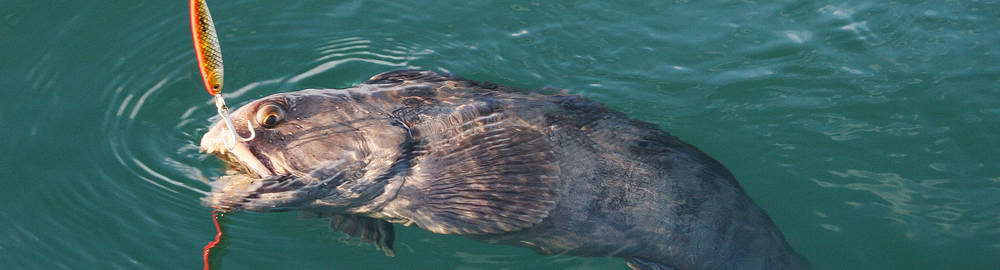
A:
213;94;256;150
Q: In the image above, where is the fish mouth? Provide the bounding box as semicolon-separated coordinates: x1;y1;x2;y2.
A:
203;173;307;212
200;142;306;212
208;142;276;179
198;121;340;212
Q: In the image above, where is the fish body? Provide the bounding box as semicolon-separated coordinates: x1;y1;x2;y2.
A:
201;70;811;270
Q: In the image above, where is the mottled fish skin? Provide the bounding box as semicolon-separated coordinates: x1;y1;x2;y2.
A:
190;0;224;94
200;70;812;270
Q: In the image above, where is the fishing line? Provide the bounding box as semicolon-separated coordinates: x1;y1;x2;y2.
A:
201;210;225;270
190;0;245;268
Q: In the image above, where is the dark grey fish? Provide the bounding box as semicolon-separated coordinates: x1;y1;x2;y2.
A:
200;70;811;270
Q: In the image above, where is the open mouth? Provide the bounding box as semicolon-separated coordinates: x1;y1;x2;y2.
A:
218;152;256;177
203;146;304;212
216;150;270;179
200;129;336;212
209;142;276;179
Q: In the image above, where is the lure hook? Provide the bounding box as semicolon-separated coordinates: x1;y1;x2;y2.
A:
213;94;256;149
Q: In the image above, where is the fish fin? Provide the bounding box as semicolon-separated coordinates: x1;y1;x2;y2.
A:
364;70;451;85
626;258;678;270
402;101;560;235
327;214;396;257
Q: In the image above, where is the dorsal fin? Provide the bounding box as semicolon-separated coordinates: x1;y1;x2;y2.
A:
364;70;451;85
398;100;560;235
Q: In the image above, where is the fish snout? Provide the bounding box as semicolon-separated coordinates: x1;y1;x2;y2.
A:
199;121;227;155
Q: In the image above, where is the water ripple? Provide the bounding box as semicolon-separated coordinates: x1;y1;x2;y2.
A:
3;0;999;269
814;169;998;245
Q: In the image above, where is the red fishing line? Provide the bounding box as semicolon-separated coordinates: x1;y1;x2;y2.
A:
202;210;224;270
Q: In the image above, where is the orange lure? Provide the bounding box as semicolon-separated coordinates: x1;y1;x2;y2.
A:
191;1;232;269
190;0;254;150
190;0;224;95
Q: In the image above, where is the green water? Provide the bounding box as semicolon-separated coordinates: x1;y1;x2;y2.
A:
2;0;998;269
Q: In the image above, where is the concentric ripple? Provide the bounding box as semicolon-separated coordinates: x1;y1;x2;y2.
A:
2;0;999;269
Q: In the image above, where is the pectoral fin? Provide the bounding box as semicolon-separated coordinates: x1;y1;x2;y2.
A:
402;101;560;235
327;214;396;257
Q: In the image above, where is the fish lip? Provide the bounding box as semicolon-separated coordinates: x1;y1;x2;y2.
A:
221;143;275;179
203;174;304;212
200;128;288;211
200;128;276;179
201;142;317;212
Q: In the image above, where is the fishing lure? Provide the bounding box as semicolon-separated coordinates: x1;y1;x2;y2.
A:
191;1;248;268
190;0;254;149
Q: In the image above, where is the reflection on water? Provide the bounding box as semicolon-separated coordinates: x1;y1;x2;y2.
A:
814;169;988;245
1;0;999;269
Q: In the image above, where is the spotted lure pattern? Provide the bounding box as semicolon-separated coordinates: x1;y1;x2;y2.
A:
190;0;254;149
190;0;224;95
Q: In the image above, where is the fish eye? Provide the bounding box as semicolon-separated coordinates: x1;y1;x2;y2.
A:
255;103;285;129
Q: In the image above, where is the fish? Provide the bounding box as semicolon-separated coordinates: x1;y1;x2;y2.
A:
200;70;812;270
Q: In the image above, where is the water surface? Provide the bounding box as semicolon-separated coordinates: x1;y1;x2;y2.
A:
1;0;998;269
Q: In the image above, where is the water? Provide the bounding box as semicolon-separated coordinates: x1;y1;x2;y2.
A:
2;0;998;269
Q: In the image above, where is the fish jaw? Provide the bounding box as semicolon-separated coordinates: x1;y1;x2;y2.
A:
200;121;275;179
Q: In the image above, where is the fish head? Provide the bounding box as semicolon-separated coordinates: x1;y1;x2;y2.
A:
200;89;409;213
